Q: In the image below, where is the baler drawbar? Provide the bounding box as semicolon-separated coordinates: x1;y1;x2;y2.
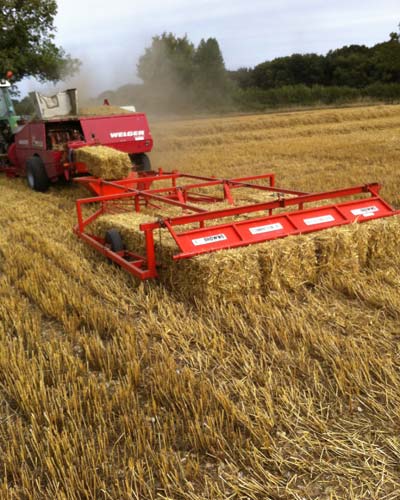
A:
74;170;400;280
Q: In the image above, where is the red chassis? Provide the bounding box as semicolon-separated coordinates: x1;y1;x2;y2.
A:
74;170;400;280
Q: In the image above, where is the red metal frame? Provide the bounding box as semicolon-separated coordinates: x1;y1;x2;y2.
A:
0;154;17;176
0;165;17;177
74;171;400;280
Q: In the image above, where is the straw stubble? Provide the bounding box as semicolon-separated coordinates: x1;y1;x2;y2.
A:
1;104;400;499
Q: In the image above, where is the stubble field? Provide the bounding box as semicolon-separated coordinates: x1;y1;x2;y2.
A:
1;104;400;499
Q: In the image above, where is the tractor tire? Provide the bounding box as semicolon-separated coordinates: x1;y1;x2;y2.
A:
26;156;50;192
131;153;151;172
105;229;124;252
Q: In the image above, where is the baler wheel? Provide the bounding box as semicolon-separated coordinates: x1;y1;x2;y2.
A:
131;153;151;172
26;156;50;192
105;229;124;252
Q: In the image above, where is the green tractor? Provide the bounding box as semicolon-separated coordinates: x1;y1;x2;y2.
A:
0;76;19;153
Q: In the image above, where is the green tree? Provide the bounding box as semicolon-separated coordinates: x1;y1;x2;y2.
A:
194;38;227;85
137;34;232;111
136;33;196;111
371;30;400;83
326;45;373;87
137;33;195;88
252;53;326;89
193;37;230;107
13;93;36;115
388;23;400;43
227;67;254;89
0;0;80;84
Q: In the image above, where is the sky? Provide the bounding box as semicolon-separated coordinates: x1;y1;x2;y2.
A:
18;0;399;99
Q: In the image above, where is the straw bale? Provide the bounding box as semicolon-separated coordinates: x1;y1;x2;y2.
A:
75;146;131;180
157;201;263;303
91;211;262;303
314;227;361;275
349;223;370;268
91;212;156;251
364;217;400;268
257;236;318;293
161;246;262;305
79;106;131;116
89;204;400;303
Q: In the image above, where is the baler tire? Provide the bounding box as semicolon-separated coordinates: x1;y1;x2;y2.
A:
26;156;50;192
131;153;151;172
105;229;124;253
140;154;151;172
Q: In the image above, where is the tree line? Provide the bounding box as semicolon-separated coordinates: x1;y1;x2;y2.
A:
132;27;400;113
228;28;400;110
232;31;400;90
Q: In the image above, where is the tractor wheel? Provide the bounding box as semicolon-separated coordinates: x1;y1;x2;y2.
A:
131;153;151;172
26;156;50;192
105;229;124;252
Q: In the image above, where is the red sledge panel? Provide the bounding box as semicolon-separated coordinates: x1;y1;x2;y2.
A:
170;198;400;260
289;206;347;232
233;214;297;242
335;197;394;222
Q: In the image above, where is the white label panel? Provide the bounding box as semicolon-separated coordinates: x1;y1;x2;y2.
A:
192;233;227;246
110;130;145;139
304;214;335;226
351;206;378;217
249;222;284;235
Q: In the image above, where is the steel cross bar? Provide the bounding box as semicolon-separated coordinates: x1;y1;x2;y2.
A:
82;174;289;211
101;174;307;206
108;172;180;185
75;185;209;213
177;173;276;184
162;179;303;196
140;183;382;231
168;172;308;196
98;172;274;190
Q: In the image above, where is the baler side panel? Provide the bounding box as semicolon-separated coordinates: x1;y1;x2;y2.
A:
79;114;153;154
14;122;63;179
14;123;33;174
